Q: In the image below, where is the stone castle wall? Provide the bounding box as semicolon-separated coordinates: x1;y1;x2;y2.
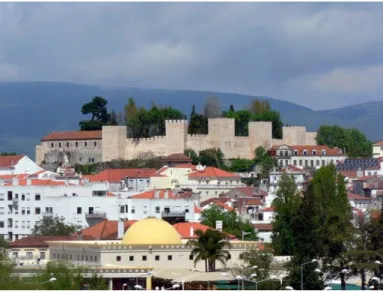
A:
36;118;317;164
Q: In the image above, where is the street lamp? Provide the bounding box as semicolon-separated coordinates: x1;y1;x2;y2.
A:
301;259;318;290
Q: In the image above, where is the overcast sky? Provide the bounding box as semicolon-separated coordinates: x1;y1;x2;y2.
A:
1;2;383;110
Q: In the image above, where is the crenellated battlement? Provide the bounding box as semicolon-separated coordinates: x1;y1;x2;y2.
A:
37;118;318;163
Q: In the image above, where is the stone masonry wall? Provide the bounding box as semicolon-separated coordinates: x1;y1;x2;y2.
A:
36;118;318;164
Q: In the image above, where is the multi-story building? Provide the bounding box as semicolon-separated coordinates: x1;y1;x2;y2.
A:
150;163;245;201
0;176;197;241
271;145;346;169
373;141;383;158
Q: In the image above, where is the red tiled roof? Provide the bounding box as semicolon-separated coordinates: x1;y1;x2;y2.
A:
339;170;358;179
374;141;383;146
284;164;304;172
189;167;240;179
4;179;67;186
352;208;364;218
235;186;258;197
173;222;236;239
354;175;380;181
200;197;231;208
194;205;202;214
347;192;372;200
0;174;28;181
260;206;275;212
86;168;157;183
214;201;234;211
10;236;76;248
107;192;116;197
0;155;24;168
130;189;192;199
41;131;102;141
289;145;344;156
253;223;273;231
77;219;137;240
236;198;262;206
173;164;197;170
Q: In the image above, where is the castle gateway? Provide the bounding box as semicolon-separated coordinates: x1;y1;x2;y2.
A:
35;118;317;165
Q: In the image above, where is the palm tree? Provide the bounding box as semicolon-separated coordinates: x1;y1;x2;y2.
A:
186;229;232;272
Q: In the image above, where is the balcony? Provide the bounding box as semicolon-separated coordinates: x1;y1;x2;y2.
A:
161;211;185;218
85;211;107;219
42;212;53;218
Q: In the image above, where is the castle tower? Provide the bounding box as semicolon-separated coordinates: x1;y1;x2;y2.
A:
165;120;188;155
282;126;307;145
102;126;127;162
249;121;273;150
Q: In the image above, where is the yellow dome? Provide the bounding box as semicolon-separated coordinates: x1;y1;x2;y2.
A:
121;217;182;245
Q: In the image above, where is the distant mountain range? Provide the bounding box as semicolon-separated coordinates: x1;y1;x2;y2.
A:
0;81;382;159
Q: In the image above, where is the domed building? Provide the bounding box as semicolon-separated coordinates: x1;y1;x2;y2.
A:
48;217;260;290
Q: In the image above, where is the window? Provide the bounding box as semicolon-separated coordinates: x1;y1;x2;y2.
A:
142;255;147;261
22;194;25;201
155;255;160;261
0;221;4;228
21;208;25;215
185;209;189;213
322;150;326;156
322;160;326;166
88;158;95;163
26;252;33;259
303;150;307;156
155;207;160;214
77;255;79;260
7;191;12;201
293;160;297;166
27;208;30;215
95;256;97;261
189;255;193;260
129;256;134;261
0;194;4;201
305;160;308;167
168;255;172;261
35;207;41;215
54;254;56;259
51;143;54;148
294;150;298;156
316;160;320;166
40;252;46;259
116;256;121;261
13;252;18;259
88;207;94;214
58;142;61;148
84;142;88;147
312;150;316;155
299;160;302;166
239;254;244;259
70;254;72;260
77;207;82;214
79;157;82;162
35;194;41;201
86;256;88;261
75;142;78;147
131;208;135;214
94;142;97;147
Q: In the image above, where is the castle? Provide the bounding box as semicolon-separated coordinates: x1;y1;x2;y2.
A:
35;118;317;165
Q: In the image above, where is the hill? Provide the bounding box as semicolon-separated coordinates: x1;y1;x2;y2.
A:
0;81;380;159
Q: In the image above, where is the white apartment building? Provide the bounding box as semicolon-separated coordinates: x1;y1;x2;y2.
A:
268;165;308;195
150;163;245;201
373;141;383;158
0;177;197;241
272;145;346;169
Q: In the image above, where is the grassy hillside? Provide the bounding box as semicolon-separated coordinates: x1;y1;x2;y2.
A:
0;82;380;158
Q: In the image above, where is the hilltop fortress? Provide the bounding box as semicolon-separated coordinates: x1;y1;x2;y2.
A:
35;118;317;165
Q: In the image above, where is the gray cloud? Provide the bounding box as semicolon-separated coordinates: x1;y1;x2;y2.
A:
1;2;383;109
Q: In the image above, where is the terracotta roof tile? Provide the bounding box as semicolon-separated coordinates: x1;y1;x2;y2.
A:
260;206;275;212
41;131;102;141
289;145;344;156
0;155;24;168
0;174;28;181
374;141;383;146
77;219;137;240
347;192;372;200
339;170;358;179
173;222;236;239
200;197;231;208
4;179;67;186
214;201;234;211
86;168;157;183
194;205;202;214
189;167;240;179
130;189;192;199
236;198;263;206
253;223;273;231
10;236;76;248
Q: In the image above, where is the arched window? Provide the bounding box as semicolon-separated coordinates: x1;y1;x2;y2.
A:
303;150;307;156
312;150;317;155
294;150;298;156
322;150;326;156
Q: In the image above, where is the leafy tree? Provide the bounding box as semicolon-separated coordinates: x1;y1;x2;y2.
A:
248;99;271;115
79;96;113;131
199;148;224;168
187;229;231;272
0;152;17;156
228;104;235;113
225;110;253;136
316;125;372;158
184;148;199;165
240;247;273;280
188;105;208;134
201;205;258;241
0;237;9;262
271;173;301;255
32;216;81;236
203;96;221;118
254;146;277;179
229;158;253;172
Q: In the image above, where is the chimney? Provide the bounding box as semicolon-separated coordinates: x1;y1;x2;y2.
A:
117;219;124;239
357;167;364;178
12;177;19;186
189;226;194;237
26;178;32;186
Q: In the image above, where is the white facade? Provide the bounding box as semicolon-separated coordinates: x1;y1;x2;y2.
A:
0;179;197;241
268;169;306;195
373;142;383;158
0;156;43;175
